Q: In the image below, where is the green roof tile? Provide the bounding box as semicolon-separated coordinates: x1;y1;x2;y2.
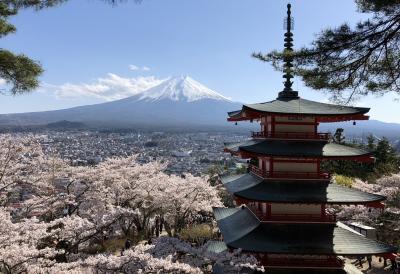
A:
229;98;369;117
206;241;228;254
213;206;397;255
222;173;385;204
225;139;371;158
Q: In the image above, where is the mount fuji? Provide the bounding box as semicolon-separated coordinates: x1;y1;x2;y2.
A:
136;75;231;103
0;76;243;130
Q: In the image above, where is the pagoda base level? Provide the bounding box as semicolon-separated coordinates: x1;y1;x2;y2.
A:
260;255;344;270
265;265;343;269
263;269;348;274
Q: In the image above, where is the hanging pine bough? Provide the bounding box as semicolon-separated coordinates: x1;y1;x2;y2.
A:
253;0;400;103
0;0;141;95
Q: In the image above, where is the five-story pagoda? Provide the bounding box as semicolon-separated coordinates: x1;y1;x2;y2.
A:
212;4;397;272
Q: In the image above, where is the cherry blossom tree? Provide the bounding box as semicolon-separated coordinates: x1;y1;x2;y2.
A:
0;208;62;274
0;134;238;273
353;176;400;212
69;156;223;239
27;237;263;274
336;174;400;246
0;135;67;209
158;173;223;237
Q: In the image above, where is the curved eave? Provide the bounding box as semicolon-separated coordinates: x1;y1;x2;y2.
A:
213;206;398;256
242;103;370;117
224;140;374;162
227;99;370;123
227;110;242;118
206;241;228;254
222;173;386;204
228;223;398;256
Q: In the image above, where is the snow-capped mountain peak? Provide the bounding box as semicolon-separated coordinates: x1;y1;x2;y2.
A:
137;75;231;102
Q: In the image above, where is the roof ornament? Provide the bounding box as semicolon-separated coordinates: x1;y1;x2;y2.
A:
278;3;299;99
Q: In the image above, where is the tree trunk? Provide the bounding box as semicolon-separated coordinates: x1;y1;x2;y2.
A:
164;222;173;237
155;217;160;237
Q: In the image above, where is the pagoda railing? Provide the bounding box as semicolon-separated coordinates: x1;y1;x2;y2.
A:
249;165;331;180
263;256;344;268
265;213;336;223
247;205;337;223
249;165;266;177
269;171;331;180
252;131;330;140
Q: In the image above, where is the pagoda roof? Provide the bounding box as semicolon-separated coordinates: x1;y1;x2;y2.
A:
221;173;385;204
206;241;229;254
213;206;397;255
228;98;369;121
225;139;372;160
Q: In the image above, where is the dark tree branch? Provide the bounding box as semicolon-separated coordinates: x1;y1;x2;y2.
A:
254;1;400;102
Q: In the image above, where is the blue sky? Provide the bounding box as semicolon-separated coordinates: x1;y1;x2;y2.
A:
1;0;399;122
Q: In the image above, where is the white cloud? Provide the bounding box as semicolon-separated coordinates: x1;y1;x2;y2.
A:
0;78;6;86
44;73;165;101
129;65;151;72
129;64;140;71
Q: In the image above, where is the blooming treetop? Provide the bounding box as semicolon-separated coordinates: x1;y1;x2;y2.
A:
0;135;254;274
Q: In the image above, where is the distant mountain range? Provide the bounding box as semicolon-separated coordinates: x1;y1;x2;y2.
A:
0;75;399;138
320;120;400;141
0;76;242;130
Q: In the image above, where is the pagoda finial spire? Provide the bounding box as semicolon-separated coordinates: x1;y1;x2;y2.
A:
278;3;299;99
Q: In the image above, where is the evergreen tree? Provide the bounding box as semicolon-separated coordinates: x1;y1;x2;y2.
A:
366;134;377;151
325;135;399;181
333;128;345;144
0;3;43;95
0;0;138;95
374;137;399;175
254;0;400;102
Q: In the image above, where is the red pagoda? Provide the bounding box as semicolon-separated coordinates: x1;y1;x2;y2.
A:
212;4;397;272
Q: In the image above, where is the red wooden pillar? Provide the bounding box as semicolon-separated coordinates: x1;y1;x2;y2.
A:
269;158;274;177
271;115;276;138
267;203;272;219
321;204;326;220
314;119;318;134
261;119;263;133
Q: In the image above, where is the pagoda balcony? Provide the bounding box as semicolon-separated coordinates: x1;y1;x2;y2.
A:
249;165;331;180
247;205;337;223
252;131;330;140
265;213;336;223
249;165;267;177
